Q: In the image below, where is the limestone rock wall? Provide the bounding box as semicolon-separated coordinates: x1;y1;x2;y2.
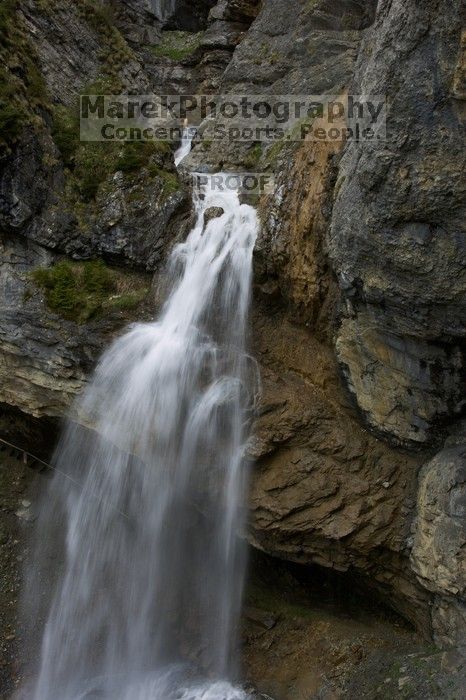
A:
411;434;466;646
239;0;464;642
0;0;192;419
0;0;464;646
329;0;466;446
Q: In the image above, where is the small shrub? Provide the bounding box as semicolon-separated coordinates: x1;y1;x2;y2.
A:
0;0;49;153
50;135;176;203
31;266;54;289
0;0;24;150
78;1;133;92
158;170;179;196
266;137;293;165
82;259;114;296
52;105;80;166
147;165;179;197
80;1;115;34
31;260;116;322
115;141;172;173
0;100;24;144
115;142;150;173
114;142;179;198
32;261;80;318
24;58;47;103
73;142;119;201
22;288;33;303
341;14;350;29
83;75;118;96
48;272;79;315
31;260;149;323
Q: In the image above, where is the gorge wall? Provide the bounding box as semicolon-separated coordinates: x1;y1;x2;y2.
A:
0;0;465;651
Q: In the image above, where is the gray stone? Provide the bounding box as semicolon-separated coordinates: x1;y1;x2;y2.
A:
328;0;466;445
411;442;466;646
203;206;224;226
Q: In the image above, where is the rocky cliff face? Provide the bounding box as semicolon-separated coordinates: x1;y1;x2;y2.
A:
330;0;466;446
411;434;466;648
0;0;465;650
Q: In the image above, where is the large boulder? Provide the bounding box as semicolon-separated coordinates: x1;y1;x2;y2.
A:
248;310;431;632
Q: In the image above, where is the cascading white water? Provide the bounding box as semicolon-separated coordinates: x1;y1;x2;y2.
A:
151;0;177;23
26;176;259;700
174;126;196;166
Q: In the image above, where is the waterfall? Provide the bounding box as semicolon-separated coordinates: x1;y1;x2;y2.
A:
27;175;259;700
174;126;196;167
151;0;177;23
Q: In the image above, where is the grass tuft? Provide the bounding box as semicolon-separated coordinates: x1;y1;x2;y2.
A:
149;31;203;61
51;104;80;166
243;143;262;169
115;141;171;174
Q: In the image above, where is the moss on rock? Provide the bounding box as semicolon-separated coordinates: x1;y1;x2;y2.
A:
0;0;49;155
149;31;203;61
77;1;135;93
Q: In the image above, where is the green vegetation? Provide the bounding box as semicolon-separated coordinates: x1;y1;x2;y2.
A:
243;143;263;168
50;108;178;202
341;13;356;29
253;42;280;66
73;140;177;202
0;0;179;204
45;5;179;201
52;101;107;200
109;289;149;312
0;97;24;145
265;138;288;163
0;0;139;157
51;105;80;166
0;0;48;153
149;31;203;61
149;167;179;196
73;142;119;201
115;141;171;173
31;259;150;324
32;260;113;322
0;0;16;35
265;135;299;166
77;1;134;92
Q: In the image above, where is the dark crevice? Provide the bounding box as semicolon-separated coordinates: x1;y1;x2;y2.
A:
0;403;59;461
246;548;415;631
165;0;218;32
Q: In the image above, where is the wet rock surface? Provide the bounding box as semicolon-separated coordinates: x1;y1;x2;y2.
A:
0;452;42;699
203;206;225;226
0;0;465;693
